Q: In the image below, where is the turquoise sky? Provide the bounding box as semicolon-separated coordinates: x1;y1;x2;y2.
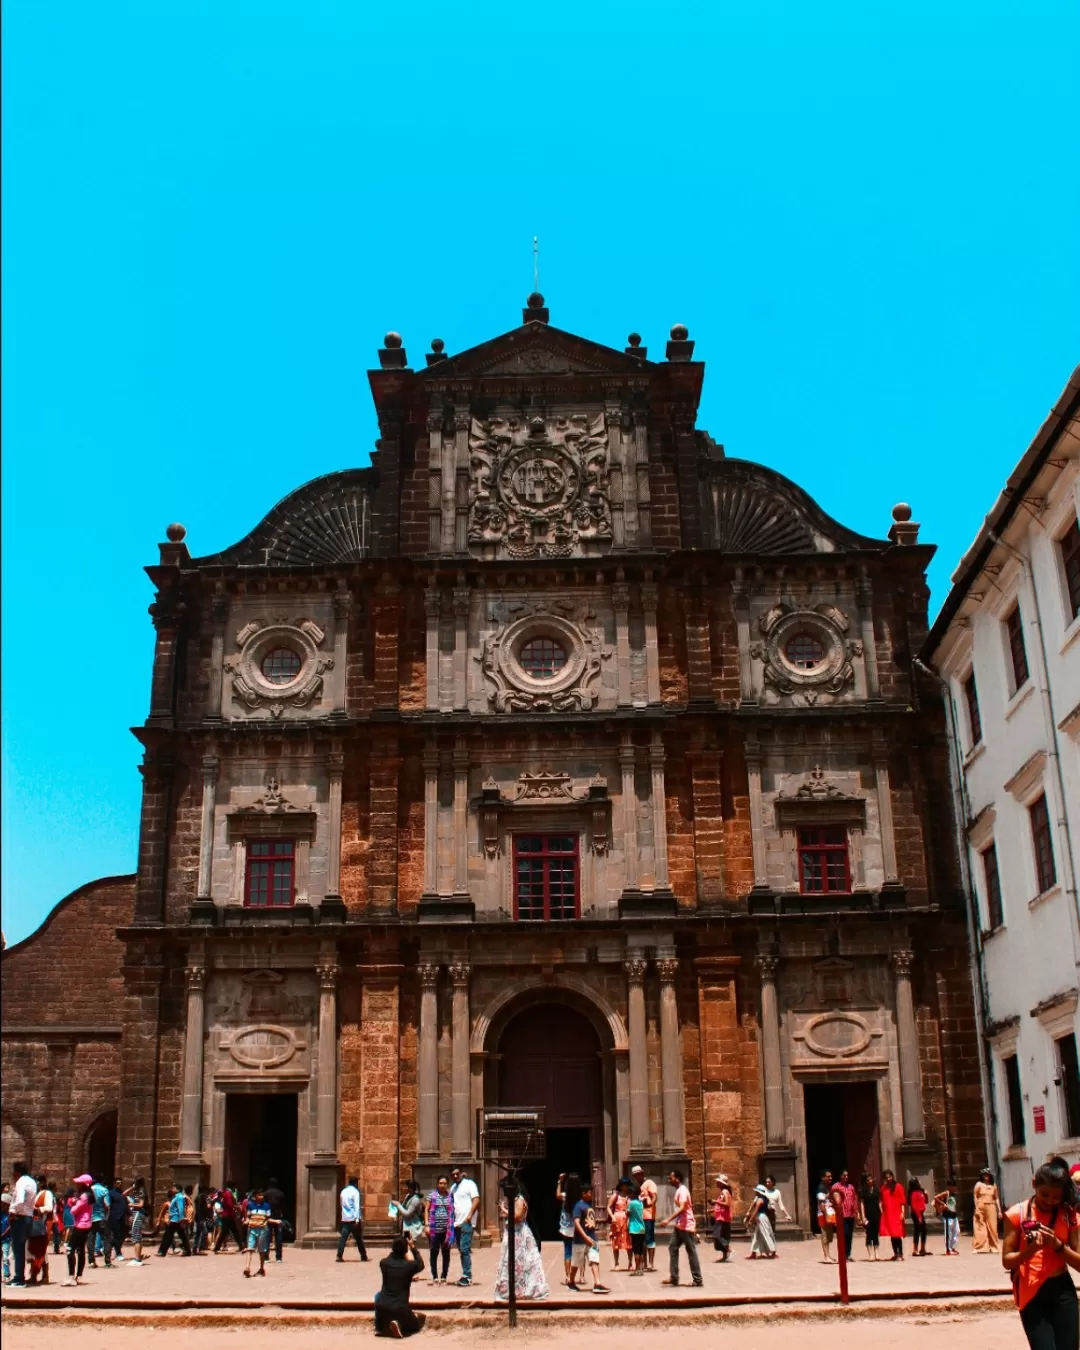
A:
3;0;1077;944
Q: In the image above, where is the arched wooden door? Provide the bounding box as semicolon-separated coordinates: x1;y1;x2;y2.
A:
496;1004;605;1238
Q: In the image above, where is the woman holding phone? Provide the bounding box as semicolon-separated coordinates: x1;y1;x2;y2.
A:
1002;1156;1080;1349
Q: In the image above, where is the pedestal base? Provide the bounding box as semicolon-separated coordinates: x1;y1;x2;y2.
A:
418;894;476;922
619;888;677;917
304;1157;343;1244
171;1155;210;1193
759;1144;798;1231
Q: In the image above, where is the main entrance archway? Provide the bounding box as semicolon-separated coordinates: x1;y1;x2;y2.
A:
490;996;612;1239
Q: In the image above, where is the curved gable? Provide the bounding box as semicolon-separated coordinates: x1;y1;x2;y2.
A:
701;459;887;554
192;468;377;568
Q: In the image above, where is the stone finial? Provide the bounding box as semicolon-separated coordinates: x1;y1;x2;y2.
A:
665;323;695;362
625;331;648;358
378;331;409;370
166;522;187;542
522;292;549;325
889;502;921;546
426;337;447;367
159;522;190;565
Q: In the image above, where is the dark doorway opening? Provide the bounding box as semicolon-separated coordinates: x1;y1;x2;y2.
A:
517;1126;592;1241
86;1110;118;1183
497;1003;605;1241
224;1094;298;1232
804;1082;881;1232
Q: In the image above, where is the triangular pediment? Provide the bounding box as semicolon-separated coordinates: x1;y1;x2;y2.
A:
419;322;653;380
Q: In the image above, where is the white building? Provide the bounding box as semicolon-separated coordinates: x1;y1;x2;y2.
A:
925;366;1080;1202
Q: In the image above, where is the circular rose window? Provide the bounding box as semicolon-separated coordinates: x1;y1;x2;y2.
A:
519;637;568;679
260;647;303;684
785;633;825;670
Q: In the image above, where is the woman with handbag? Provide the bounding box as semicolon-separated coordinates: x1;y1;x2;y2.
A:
1003;1156;1080;1350
27;1176;55;1285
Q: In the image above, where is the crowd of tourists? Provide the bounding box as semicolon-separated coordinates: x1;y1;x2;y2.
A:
0;1163;289;1287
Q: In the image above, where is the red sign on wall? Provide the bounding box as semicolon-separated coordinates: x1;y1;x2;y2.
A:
1033;1105;1047;1134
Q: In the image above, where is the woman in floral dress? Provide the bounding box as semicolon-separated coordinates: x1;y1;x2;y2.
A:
607;1179;633;1270
494;1192;550;1302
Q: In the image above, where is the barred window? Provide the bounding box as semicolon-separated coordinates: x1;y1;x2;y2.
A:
245;839;295;907
261;647;302;684
797;827;850;895
519;638;568;679
785;633;825;669
513;834;579;920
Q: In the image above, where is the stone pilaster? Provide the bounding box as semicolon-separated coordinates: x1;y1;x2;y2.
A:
176;958;207;1162
450;962;472;1157
656;958;685;1151
640;579;661;704
206;591;229;720
874;734;900;887
195;754;218;901
613;576;632;706
422;742;440;898
856;573;881;701
331;584;351;716
619;736;641;900
424;583;441;711
649;734;673;897
453;580;469;710
306;956;343;1241
892;949;925;1140
745;737;769;891
757;951;786;1146
323;747;345;918
625;958;650;1153
417;963;440;1156
452;739;469;900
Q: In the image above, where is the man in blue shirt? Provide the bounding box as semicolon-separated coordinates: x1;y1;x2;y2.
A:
88;1177;112;1268
156;1185;192;1258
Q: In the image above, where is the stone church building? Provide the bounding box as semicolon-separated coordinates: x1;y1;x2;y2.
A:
2;296;986;1239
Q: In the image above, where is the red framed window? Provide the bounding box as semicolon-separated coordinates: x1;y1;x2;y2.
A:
797;826;850;895
981;842;1004;930
1029;794;1057;895
963;671;982;747
1061;518;1080;621
1005;604;1029;690
513;834;579;920
245;839;296;907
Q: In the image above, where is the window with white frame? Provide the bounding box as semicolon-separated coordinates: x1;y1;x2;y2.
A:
962;669;982;749
1004;602;1030;693
1059;516;1080;623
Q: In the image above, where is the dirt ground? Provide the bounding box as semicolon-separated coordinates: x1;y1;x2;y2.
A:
0;1309;1024;1350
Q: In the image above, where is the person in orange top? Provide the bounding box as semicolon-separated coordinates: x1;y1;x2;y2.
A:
879;1170;907;1261
1003;1155;1080;1350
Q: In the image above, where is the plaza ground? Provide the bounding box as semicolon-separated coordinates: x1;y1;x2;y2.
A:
0;1236;1019;1309
0;1308;1028;1350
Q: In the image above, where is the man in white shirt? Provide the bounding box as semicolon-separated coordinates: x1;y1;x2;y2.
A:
335;1176;369;1262
9;1161;39;1287
449;1167;480;1287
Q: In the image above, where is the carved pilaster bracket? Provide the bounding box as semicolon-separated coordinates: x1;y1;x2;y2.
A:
185;964;207;993
418;962;440;990
891;949;914;979
317;962;339;993
449;962;471;987
757;951;779;983
624;958;648;986
656;958;679;985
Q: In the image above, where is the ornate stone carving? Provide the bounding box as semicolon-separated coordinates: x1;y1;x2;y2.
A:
794;764;843;799
891;949;914;979
774;766;866;829
418;963;440;989
793;1011;882;1060
316;962;338;992
479;772;611;857
750;602;860;699
656;958;679;984
449;962;471;987
247;777;302;813
185;964;207;992
757;951;779;982
224;1023;306;1070
467;413;612;558
477;597;610;713
511;771;577;802
226;618;332;717
624;958;648;986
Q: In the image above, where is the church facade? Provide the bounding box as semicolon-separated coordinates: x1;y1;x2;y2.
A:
1;297;987;1238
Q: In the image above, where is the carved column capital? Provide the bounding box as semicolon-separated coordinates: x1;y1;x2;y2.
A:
317;962;339;992
333;585;353;623
453;738;469;772
211;592;230;627
624;958;648;986
427;410;444;434
423;742;440;772
612;582;630;612
453;586;470;619
185;963;207;993
424;584;441;619
328;750;345;780
453;409;471;432
200;754;220;785
891;949;914;979
648;734;666;768
640;582;658;611
656;957;679;984
619;742;638;769
418;962;440;990
449;962;471;987
757;951;779;983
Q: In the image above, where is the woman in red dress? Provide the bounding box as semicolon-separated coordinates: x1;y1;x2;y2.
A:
879;1170;907;1261
606;1179;633;1270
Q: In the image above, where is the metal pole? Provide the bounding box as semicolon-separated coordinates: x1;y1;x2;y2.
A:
504;1176;518;1328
